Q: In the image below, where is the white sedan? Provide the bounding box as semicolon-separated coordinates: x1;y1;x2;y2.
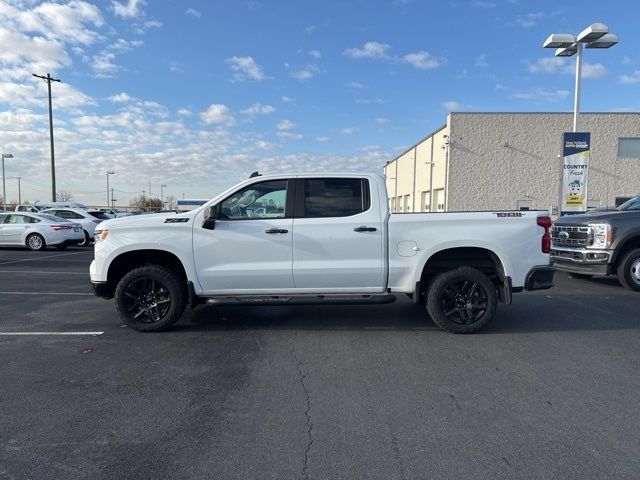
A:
0;212;84;250
40;208;111;246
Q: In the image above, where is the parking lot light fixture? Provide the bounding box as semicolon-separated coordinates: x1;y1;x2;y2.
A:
2;153;14;212
543;23;618;132
161;184;167;208
106;171;115;208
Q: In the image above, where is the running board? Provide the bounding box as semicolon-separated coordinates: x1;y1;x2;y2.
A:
205;294;396;306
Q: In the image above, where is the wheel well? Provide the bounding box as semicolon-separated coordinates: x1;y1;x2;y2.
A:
612;236;640;269
105;249;187;298
416;247;504;305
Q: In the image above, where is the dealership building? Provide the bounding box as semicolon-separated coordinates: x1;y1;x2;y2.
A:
383;112;640;214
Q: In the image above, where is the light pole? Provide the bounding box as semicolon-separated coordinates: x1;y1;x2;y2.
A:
106;171;115;208
32;73;61;201
160;184;167;209
1;153;14;211
543;23;618;132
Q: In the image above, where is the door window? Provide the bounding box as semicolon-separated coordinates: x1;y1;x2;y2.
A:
220;180;288;220
301;178;370;218
7;215;30;224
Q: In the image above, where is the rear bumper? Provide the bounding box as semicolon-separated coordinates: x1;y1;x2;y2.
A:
524;265;555;291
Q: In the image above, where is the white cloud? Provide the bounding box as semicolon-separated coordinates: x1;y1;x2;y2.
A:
240;103;276;117
169;61;183;73
304;25;316;34
108;92;134;103
511;88;570;102
515;12;544;28
177;108;193;117
185;8;201;18
344;41;391;59
472;1;496;6
255;140;280;150
225;56;266;82
289;64;320;81
619;71;640;84
281;96;295;103
90;38;143;78
309;50;321;58
346;81;367;89
441;101;474;112
475;53;488;67
528;58;607;79
340;127;359;135
201;104;236;126
402;51;440;70
277;119;296;131
315;136;329;142
356;98;385;105
276;131;303;140
112;0;145;19
373;118;389;125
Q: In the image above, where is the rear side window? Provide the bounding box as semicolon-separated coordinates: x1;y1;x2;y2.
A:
88;211;110;220
302;178;370;218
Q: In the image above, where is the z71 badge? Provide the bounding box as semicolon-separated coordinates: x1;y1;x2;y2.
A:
494;212;523;218
164;218;190;223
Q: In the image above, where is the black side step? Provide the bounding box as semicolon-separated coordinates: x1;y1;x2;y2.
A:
205;294;396;307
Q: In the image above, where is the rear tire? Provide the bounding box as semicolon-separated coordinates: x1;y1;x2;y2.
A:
426;266;497;334
78;230;91;247
115;265;187;332
26;233;46;251
568;273;593;280
617;248;640;292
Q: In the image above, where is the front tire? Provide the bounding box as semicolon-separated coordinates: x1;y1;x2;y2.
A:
617;248;640;292
26;233;46;251
114;265;187;332
426;266;497;334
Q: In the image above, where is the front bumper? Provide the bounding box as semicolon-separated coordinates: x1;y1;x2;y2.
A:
550;247;612;276
90;280;111;299
524;265;555;291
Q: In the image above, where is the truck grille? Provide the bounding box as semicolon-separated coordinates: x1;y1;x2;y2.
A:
551;225;592;247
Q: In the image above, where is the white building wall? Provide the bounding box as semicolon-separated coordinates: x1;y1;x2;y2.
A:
447;113;640;212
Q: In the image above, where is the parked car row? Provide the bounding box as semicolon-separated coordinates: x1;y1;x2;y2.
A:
0;212;85;250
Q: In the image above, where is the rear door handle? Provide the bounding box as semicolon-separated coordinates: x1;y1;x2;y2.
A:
265;228;288;234
353;226;377;232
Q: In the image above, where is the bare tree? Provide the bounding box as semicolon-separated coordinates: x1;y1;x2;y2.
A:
165;195;177;210
130;194;162;211
56;190;74;202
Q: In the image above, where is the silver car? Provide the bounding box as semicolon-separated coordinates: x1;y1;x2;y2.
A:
0;212;84;251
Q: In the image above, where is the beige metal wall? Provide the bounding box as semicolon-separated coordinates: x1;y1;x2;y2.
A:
385;112;640;213
447;113;640;212
384;123;450;212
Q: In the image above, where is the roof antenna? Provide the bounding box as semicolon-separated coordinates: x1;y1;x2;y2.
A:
249;171;261;178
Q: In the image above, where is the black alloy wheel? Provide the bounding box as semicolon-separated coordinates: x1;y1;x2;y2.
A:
426;266;497;334
114;265;186;331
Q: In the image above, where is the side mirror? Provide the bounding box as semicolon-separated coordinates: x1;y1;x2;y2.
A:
202;205;220;230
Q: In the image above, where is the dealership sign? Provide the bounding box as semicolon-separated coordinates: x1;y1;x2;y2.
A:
561;132;590;215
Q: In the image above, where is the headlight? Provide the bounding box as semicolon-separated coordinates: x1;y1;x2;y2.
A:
588;223;611;249
94;229;109;243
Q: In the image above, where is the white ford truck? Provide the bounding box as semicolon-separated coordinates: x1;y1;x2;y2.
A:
90;173;554;333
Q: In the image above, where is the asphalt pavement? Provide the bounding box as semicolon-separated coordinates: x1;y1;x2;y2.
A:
0;247;638;480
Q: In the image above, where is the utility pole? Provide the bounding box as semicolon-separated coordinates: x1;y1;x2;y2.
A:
32;73;61;202
16;177;21;204
111;188;115;208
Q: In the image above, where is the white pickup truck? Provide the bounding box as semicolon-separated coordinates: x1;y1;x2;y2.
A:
90;173;554;333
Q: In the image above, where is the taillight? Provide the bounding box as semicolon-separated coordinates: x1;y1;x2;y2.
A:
537;216;551;253
50;225;71;231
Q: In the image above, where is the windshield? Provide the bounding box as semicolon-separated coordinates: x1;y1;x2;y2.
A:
617;196;640;211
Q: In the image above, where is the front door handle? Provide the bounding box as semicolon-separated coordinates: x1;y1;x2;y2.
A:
353;226;377;232
265;228;288;234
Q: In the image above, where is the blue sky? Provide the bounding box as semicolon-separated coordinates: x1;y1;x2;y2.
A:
1;0;639;205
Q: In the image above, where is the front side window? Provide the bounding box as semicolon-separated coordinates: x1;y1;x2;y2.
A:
8;215;29;224
220;180;288;220
303;178;370;218
618;196;640;211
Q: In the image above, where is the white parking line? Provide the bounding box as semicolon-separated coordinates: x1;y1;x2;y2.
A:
0;292;93;295
0;332;103;336
0;251;89;266
0;270;88;275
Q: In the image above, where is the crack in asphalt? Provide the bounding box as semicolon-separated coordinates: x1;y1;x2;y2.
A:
292;341;313;480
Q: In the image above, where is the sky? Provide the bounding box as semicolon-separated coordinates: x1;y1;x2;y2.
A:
1;0;639;206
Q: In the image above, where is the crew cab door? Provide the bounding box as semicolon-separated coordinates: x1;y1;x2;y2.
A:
192;179;295;294
291;177;386;292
